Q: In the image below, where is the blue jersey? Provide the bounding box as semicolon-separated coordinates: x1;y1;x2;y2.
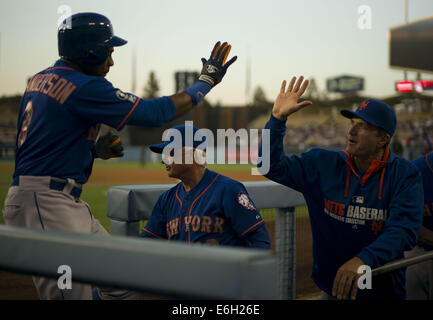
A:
413;153;433;250
13;60;176;184
139;169;271;249
260;115;423;300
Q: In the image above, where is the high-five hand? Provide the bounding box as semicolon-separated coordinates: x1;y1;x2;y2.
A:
272;76;312;121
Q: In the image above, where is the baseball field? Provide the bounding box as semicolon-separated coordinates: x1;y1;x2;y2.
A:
0;160;319;299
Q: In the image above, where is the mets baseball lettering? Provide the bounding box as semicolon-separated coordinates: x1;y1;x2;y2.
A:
323;197;387;233
57;265;72;290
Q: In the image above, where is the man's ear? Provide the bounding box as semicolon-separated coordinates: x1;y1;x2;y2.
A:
379;134;391;149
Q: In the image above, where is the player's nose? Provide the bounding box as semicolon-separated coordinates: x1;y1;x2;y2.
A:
108;56;114;67
348;124;357;136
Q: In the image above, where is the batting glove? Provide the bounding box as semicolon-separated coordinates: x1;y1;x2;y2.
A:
198;41;237;87
95;131;124;160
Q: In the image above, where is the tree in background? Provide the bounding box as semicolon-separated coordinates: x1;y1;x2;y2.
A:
252;86;272;108
142;71;160;99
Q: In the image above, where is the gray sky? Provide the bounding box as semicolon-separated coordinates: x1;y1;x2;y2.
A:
1;0;433;105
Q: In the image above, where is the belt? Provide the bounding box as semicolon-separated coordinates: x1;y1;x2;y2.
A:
11;176;82;198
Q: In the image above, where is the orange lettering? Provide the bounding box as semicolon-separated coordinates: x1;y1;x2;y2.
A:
201;216;212;233
213;217;224;233
48;78;67;98
184;216;192;232
56;81;77;104
191;215;201;232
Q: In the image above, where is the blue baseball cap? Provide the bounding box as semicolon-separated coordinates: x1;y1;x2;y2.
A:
149;124;207;153
340;99;397;136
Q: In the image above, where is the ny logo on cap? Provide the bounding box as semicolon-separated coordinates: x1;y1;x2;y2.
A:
359;100;370;111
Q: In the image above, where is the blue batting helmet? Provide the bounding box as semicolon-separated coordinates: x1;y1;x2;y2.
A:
58;12;127;67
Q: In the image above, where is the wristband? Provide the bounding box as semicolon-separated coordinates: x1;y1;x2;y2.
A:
184;81;212;106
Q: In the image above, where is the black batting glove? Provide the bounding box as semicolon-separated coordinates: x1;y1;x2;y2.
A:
198;41;237;87
95;131;124;160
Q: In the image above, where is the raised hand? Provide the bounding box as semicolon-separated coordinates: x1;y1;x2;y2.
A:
272;76;312;121
198;41;237;87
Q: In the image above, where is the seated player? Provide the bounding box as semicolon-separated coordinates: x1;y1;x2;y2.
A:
139;124;271;249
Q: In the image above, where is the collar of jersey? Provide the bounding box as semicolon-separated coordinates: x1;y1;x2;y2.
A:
45;59;76;72
338;147;393;200
176;169;218;198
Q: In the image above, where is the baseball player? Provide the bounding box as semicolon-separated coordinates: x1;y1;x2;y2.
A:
258;76;423;300
139;124;271;249
2;12;237;300
405;152;433;299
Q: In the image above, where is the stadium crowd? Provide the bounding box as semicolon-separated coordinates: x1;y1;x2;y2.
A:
283;117;433;160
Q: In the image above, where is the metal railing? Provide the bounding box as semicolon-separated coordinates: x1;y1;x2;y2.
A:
372;251;433;277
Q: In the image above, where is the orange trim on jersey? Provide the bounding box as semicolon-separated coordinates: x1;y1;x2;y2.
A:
116;97;141;130
44;66;74;72
175;191;183;207
187;174;220;243
378;167;386;200
239;220;264;237
426;153;433;174
344;167;351;198
142;228;163;239
343;147;389;199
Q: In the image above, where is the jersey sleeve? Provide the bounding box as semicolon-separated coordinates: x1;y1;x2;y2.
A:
258;114;319;193
139;195;168;239
70;78;176;130
222;182;270;248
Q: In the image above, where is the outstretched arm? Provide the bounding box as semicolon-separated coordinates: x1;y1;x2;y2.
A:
172;41;237;118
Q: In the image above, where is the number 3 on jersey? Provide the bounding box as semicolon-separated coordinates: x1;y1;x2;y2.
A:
17;101;34;148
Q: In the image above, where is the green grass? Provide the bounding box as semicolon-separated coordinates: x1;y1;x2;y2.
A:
80;185;111;231
0;161;111;229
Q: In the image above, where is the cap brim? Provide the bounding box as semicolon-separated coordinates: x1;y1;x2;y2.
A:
340;109;357;119
149;143;167;154
340;109;388;134
104;35;127;47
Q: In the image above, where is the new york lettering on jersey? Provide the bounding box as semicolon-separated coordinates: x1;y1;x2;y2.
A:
141;169;265;247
